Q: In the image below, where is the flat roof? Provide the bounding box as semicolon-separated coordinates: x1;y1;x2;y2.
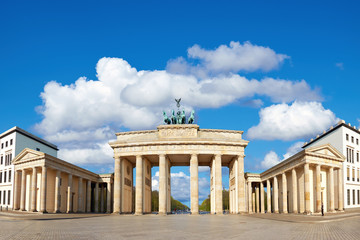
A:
302;120;360;149
0;126;58;151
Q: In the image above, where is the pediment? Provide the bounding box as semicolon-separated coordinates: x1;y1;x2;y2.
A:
12;148;45;164
306;144;345;160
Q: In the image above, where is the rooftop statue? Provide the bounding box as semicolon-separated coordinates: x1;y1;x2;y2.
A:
163;111;171;124
188;110;195;124
162;99;195;125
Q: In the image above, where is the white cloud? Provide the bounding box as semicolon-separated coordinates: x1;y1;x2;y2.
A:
260;141;305;169
282;141;304;159
32;43;322;172
247;101;339;141
261;151;281;169
58;141;113;166
167;41;289;75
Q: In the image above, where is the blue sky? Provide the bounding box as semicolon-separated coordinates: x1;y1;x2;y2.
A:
1;0;359;207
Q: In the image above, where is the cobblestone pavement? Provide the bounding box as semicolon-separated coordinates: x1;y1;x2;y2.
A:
0;213;360;239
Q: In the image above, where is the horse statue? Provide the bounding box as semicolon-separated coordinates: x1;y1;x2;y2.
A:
180;110;186;124
163;111;171;124
188;110;195;124
171;110;177;124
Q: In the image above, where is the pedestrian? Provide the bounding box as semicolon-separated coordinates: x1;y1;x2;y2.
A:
321;203;324;216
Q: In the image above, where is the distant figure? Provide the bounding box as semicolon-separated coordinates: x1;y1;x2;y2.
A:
321;203;324;216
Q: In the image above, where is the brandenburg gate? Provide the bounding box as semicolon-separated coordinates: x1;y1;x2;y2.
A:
109;124;249;215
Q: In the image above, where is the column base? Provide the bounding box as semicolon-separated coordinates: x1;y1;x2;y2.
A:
158;212;167;216
304;211;312;215
274;210;279;214
191;212;199;215
134;212;143;216
40;210;47;214
282;211;288;214
54;210;61;213
31;209;37;212
260;212;265;214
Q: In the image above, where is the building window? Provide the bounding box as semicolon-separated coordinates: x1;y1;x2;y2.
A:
358;190;360;205
357;152;359;162
357;139;359;145
8;170;11;182
347;189;350;205
0;155;2;165
5;141;8;147
0;191;2;204
358;169;360;182
1;143;3;149
353;169;355;181
352;136;354;143
353;190;356;205
0;172;2;183
346;134;349;141
347;168;350;181
3;191;5;205
10;139;13;145
4;171;6;183
7;190;10;205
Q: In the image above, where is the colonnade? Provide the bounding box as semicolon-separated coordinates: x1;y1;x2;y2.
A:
247;164;344;214
113;153;245;215
12;167;112;213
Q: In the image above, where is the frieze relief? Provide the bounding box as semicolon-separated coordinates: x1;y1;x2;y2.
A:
124;178;132;187
159;128;197;138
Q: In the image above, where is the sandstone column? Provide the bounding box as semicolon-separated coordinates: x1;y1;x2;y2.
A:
54;170;61;213
31;167;37;212
67;174;73;213
248;181;252;213
14;170;20;210
100;184;104;213
40;166;47;213
78;177;83;213
329;167;335;212
260;182;265;213
113;156;121;213
316;165;321;213
252;192;255;213
304;163;311;214
159;154;167;215
135;155;144;215
20;169;26;211
214;154;223;214
338;168;344;211
266;179;271;213
237;155;245;213
107;182;112;213
292;169;298;213
282;173;288;214
274;176;279;213
190;154;199;215
255;185;260;213
87;180;91;212
94;182;99;213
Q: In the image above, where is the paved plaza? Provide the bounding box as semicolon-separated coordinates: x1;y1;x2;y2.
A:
1;211;360;239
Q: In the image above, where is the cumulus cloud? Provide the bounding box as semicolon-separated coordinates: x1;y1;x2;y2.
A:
261;151;281;169
260;141;305;169
33;42;322;171
151;171;209;203
167;41;289;75
247;101;339;141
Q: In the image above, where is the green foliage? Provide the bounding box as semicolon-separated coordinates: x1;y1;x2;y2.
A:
151;191;189;212
199;195;210;211
171;196;189;211
199;189;230;211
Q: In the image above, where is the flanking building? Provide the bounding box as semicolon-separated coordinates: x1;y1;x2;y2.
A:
0;127;58;209
303;120;360;209
245;144;344;214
